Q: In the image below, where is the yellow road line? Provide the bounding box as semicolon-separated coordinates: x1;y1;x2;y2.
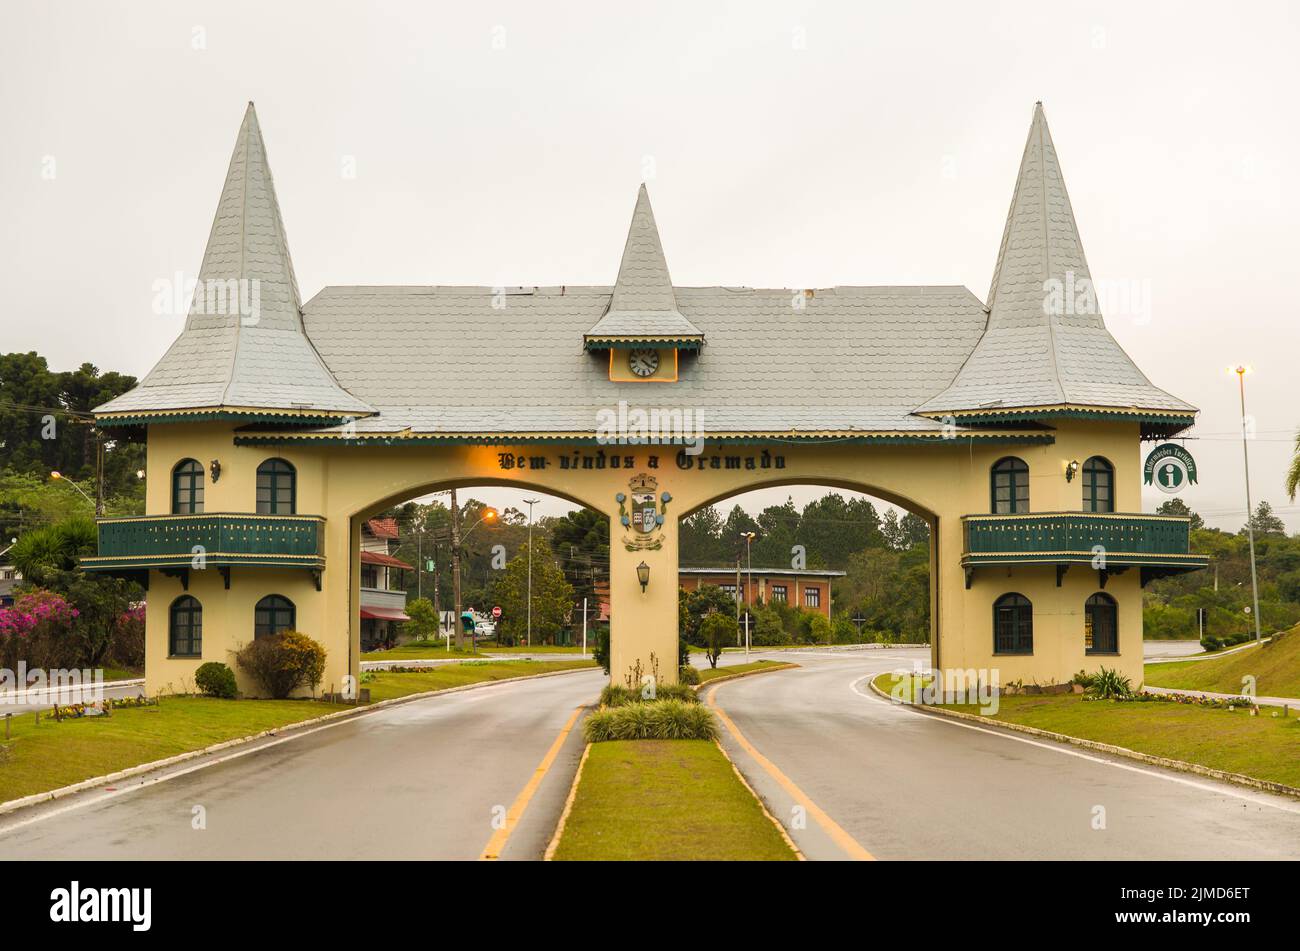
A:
479;705;585;860
707;686;875;861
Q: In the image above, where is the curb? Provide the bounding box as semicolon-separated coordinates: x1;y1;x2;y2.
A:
0;663;599;818
544;741;591;861
693;661;799;691
866;675;1300;801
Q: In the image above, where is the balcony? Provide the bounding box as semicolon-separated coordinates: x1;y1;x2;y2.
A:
961;512;1207;587
80;513;325;587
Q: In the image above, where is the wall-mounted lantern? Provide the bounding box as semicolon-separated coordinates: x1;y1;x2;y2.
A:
636;561;650;593
210;459;222;483
1065;459;1080;482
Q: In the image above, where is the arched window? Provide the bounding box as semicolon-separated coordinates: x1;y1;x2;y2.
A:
256;458;296;514
1082;456;1114;513
255;595;296;638
1085;593;1118;654
991;457;1029;514
993;593;1033;654
172;459;204;514
169;595;202;657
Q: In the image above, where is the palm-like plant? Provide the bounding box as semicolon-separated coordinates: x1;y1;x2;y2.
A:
1287;432;1300;502
9;516;97;579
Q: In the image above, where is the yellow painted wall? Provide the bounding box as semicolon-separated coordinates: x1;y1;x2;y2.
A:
140;419;1150;696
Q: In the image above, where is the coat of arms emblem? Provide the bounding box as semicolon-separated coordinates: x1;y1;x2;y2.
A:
617;474;672;551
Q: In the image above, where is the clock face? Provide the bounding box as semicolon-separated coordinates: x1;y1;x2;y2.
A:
628;348;660;378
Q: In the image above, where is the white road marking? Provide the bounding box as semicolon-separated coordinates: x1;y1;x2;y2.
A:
850;674;1300;816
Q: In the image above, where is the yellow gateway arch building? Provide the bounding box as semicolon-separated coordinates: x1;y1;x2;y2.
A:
86;102;1206;695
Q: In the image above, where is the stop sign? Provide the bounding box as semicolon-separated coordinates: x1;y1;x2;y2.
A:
491;605;502;619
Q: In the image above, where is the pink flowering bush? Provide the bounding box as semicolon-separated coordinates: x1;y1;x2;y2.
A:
0;589;80;670
108;604;147;669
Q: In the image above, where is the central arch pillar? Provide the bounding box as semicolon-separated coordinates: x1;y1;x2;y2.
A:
608;513;681;688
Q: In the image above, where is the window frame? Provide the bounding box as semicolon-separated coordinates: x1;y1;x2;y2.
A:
169;595;203;657
1085;592;1119;655
770;584;788;604
991;457;1030;514
803;586;821;609
254;594;296;639
993;592;1033;655
256;458;297;515
171;459;205;515
1082;456;1115;513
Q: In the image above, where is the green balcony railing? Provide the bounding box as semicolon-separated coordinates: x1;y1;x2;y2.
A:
80;513;326;573
961;512;1207;580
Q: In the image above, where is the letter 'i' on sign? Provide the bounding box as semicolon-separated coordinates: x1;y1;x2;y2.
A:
1143;443;1197;494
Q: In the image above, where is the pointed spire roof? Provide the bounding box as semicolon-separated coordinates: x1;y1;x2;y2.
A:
96;103;374;423
916;103;1194;423
584;185;703;350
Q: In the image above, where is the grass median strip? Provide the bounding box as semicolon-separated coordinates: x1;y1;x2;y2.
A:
363;660;597;702
550;739;797;861
874;672;1300;789
696;659;793;683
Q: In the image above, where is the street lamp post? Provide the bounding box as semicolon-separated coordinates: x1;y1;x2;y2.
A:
740;531;755;656
448;489;498;653
1233;365;1263;644
523;498;539;647
50;472;97;512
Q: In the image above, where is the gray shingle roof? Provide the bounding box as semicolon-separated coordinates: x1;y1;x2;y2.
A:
94;104;373;420
583;186;703;347
302;283;987;434
916;103;1194;418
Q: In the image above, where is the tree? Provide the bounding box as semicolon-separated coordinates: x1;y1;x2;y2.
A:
1156;497;1204;531
404;597;440;641
1245;501;1286;537
548;507;609;617
698;612;737;669
490;537;574;646
680;584;737;646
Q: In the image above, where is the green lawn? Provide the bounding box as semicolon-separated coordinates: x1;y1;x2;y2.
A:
874;672;1300;789
481;644;590;654
0;696;352;803
361;641;481;661
363;659;597;702
696;660;796;683
1144;629;1300;699
551;740;797;860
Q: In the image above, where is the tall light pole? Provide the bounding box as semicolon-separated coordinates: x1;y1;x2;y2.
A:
740;531;755;656
50;472;97;511
523;498;540;646
448;489;498;652
1233;365;1263;643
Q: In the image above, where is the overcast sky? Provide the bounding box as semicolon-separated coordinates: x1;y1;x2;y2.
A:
3;1;1298;528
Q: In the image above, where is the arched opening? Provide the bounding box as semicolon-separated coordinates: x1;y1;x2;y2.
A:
168;595;202;657
171;459;204;514
990;457;1029;514
1084;592;1118;654
1082;456;1114;513
254;594;297;638
350;480;610;658
993;593;1033;655
256;458;297;514
677;479;937;667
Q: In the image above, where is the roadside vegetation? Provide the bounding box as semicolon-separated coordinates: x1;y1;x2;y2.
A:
874;671;1300;789
1144;626;1300;699
0;695;353;802
550;740;797;861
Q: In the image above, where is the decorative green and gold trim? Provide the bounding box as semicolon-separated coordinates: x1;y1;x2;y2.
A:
961;511;1207;571
232;429;1058;448
95;406;375;428
583;335;703;351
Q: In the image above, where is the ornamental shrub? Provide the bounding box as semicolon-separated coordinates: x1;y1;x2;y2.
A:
235;630;327;699
195;661;238;699
584;698;718;742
